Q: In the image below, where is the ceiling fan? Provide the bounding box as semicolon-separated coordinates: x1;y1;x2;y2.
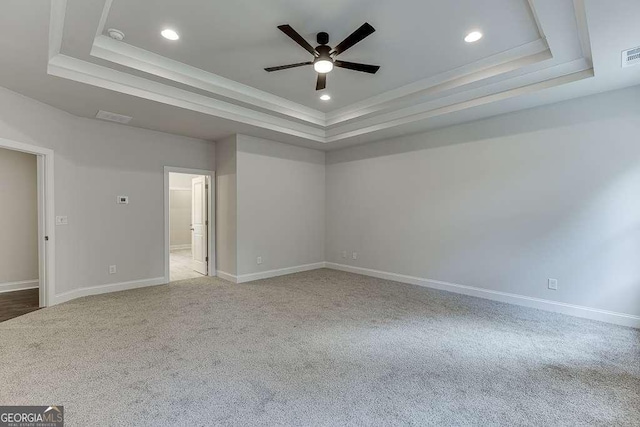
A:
265;23;380;91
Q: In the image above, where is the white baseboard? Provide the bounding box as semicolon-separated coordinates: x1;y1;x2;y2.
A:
326;263;640;329
170;244;191;251
0;279;39;294
52;277;166;305
237;262;326;283
216;270;238;283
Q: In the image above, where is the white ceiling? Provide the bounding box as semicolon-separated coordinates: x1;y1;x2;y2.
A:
103;0;541;110
0;0;638;150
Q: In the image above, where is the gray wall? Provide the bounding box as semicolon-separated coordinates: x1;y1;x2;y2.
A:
326;86;640;317
0;86;215;296
0;147;38;285
215;135;237;276
236;135;325;276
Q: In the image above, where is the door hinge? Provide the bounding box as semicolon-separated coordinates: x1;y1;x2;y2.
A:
206;257;208;262
205;184;209;190
205;220;208;226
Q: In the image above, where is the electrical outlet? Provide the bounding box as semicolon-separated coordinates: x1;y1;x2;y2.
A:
548;278;558;290
352;252;358;260
257;256;263;265
109;265;117;274
342;251;347;258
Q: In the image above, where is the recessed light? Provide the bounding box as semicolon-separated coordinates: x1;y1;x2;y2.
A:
161;29;180;41
320;94;331;101
464;31;483;43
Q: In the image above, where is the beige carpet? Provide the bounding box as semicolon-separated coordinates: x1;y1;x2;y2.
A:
0;269;638;426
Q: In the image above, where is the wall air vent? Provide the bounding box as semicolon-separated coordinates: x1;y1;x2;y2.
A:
622;46;640;68
95;110;133;124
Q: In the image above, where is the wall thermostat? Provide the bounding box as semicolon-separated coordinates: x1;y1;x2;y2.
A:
117;196;129;204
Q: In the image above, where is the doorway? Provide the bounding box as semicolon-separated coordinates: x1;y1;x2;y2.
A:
0;137;55;312
0;147;39;321
164;167;215;282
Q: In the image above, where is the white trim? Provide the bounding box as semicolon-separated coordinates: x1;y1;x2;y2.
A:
325;39;551;125
169;186;191;191
0;137;55;308
48;0;66;60
0;280;39;294
164;167;216;283
52;277;166;305
573;0;593;63
216;270;238;284
37;154;46;307
93;0;113;38
237;262;326;283
325;263;640;329
91;35;326;126
90;0;324;125
47;0;597;146
526;0;547;39
170;244;191;251
47;55;326;142
325;69;593;142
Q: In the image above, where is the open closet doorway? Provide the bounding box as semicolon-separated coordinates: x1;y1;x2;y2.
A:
0;137;54;316
0;147;39;321
165;168;215;282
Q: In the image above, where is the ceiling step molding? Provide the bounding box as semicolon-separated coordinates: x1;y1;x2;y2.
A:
46;0;599;147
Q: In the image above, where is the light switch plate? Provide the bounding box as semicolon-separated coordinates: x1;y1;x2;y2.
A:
55;216;68;225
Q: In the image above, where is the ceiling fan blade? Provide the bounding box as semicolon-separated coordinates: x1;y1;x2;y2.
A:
278;25;319;57
264;62;313;72
331;23;375;56
316;73;327;91
335;60;380;74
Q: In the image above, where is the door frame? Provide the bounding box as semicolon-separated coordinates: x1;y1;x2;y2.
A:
163;166;216;283
0;137;55;307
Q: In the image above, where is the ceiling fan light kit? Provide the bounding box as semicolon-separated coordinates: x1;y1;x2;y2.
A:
265;23;380;91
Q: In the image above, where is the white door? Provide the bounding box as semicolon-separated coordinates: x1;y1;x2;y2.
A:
191;176;208;275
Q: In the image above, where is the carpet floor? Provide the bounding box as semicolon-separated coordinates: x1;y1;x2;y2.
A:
0;269;638;426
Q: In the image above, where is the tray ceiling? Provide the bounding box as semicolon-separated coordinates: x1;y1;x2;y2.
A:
0;0;638;149
102;0;542;110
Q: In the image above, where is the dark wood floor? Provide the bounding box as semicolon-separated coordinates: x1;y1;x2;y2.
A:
0;288;40;322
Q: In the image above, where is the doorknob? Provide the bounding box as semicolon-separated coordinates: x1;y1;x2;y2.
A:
190;228;195;231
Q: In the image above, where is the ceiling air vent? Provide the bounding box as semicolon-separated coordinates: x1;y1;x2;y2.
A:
95;110;133;124
622;46;640;68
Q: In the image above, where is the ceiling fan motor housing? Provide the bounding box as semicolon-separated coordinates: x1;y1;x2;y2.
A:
315;45;332;62
317;32;329;45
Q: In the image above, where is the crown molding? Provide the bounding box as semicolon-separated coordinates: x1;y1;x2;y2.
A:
325;69;593;142
326;58;592;137
48;0;66;60
47;55;327;142
91;35;327;127
326;41;552;127
47;0;596;146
